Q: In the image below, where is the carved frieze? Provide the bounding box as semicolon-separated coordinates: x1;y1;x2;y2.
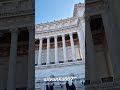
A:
35;26;80;39
35;17;79;32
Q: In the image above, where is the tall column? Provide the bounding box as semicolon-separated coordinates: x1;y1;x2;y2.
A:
102;11;120;80
69;33;76;61
77;31;85;60
27;27;35;90
46;37;50;64
86;17;99;83
38;38;42;65
54;36;58;63
7;29;18;90
62;34;67;62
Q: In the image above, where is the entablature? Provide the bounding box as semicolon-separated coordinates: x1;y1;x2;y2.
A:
35;17;79;32
85;0;106;17
0;0;34;17
35;26;80;39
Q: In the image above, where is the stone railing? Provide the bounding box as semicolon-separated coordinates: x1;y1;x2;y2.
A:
35;78;85;90
35;60;84;69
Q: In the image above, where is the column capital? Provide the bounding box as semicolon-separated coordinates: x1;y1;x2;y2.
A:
77;31;80;33
54;35;58;38
79;17;85;21
27;26;35;30
39;37;42;40
9;28;19;34
28;26;35;35
69;32;73;36
85;16;91;22
46;36;50;39
35;38;39;40
61;34;65;37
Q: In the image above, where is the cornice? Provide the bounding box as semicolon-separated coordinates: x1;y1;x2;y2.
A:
0;10;34;18
36;24;78;33
35;26;80;39
35;17;78;27
35;17;79;32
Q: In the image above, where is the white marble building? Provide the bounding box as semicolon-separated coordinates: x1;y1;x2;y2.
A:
35;3;85;90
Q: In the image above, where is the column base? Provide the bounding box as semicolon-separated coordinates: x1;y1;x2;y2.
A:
27;87;34;90
37;64;42;67
55;62;59;64
46;63;50;65
85;80;120;90
73;60;77;63
114;77;120;82
63;61;68;63
90;80;101;84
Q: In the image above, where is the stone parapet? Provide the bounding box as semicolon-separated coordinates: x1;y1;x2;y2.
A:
85;81;120;90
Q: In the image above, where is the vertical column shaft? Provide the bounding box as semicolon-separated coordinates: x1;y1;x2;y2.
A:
86;18;99;82
77;31;85;60
46;37;50;64
27;27;35;90
69;33;76;61
38;38;42;65
62;34;67;62
7;29;18;90
102;11;120;80
54;36;58;63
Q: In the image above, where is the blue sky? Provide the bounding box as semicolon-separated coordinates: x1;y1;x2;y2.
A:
35;0;84;24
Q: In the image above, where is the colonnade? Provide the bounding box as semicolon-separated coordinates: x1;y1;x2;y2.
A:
7;27;35;90
37;31;85;65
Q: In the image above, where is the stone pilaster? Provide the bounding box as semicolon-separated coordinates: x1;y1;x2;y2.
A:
62;34;67;62
54;36;58;64
7;29;18;90
85;17;99;83
102;10;120;81
46;37;50;64
69;33;76;61
27;27;35;90
38;38;42;65
77;31;85;60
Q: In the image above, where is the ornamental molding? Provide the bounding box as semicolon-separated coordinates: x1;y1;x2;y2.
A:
35;17;79;32
0;10;34;18
35;26;80;39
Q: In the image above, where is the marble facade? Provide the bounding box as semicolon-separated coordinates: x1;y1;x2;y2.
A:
35;3;85;90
